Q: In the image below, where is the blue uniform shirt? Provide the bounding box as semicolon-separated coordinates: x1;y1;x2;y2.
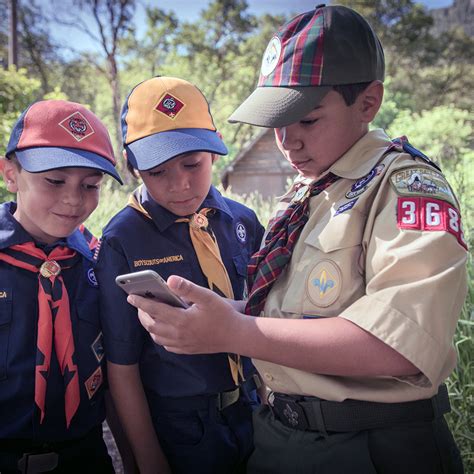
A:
97;185;265;398
0;202;106;441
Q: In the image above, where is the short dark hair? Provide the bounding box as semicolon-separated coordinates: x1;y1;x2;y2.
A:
332;82;372;106
126;159;139;179
6;153;21;169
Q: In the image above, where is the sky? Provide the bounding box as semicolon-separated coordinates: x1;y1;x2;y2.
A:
42;0;454;55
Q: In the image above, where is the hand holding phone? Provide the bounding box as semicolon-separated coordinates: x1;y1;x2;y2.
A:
115;270;188;308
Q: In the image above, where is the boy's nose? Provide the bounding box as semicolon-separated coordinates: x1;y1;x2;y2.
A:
61;187;83;206
275;125;303;151
168;170;191;192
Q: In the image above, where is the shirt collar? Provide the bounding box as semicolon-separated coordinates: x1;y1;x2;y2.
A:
329;129;393;179
139;185;234;233
0;202;93;260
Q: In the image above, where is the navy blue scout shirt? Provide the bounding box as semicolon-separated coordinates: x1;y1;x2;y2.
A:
97;185;265;398
0;202;106;441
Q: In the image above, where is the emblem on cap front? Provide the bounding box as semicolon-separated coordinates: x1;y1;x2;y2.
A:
261;36;281;77
59;111;95;142
155;93;185;119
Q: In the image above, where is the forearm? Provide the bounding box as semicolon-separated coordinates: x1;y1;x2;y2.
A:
228;313;419;377
107;362;171;474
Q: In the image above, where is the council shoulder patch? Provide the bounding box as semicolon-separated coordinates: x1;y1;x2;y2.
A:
306;260;342;308
390;166;456;205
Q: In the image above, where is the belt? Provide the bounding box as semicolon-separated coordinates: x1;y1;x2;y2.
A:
150;373;261;412
0;425;102;474
269;384;450;434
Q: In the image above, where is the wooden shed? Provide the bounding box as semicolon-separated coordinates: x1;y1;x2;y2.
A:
221;129;296;199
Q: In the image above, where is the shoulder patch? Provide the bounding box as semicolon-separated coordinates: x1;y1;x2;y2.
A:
390;166;456;205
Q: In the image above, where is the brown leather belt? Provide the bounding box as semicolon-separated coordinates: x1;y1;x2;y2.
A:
268;384;450;434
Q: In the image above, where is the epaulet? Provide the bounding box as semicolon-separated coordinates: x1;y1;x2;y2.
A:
78;224;99;252
391;136;442;172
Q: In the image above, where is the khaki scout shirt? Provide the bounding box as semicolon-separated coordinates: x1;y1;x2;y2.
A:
254;129;468;403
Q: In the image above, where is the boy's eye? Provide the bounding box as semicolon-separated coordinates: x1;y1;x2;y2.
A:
84;183;101;190
45;178;64;185
148;170;164;177
184;162;199;169
300;118;318;125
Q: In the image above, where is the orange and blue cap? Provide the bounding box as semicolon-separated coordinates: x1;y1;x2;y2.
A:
121;76;228;171
6;100;122;183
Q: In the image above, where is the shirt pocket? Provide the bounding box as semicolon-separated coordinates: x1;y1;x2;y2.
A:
0;288;13;381
232;253;249;299
281;209;366;317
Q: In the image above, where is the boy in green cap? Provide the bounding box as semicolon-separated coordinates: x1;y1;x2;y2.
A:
129;6;467;473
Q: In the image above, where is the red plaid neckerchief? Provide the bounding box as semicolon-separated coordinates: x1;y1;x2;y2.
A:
245;173;340;316
0;242;81;428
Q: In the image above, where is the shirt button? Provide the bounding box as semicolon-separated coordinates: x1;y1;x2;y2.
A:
264;372;274;381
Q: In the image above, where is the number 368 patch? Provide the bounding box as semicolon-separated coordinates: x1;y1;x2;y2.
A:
397;197;467;250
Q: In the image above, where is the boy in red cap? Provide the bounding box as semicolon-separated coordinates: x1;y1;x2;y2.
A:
96;76;265;474
0;100;122;473
130;5;467;474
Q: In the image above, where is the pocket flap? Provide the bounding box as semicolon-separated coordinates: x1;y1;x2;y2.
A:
304;208;365;253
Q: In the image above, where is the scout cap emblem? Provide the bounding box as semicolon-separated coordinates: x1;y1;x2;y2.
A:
261;36;282;77
40;260;61;278
59;111;95;142
155;93;185;119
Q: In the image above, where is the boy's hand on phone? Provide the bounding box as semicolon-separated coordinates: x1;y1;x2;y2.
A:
128;276;244;355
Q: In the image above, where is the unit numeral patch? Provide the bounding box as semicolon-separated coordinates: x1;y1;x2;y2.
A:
397;197;467;249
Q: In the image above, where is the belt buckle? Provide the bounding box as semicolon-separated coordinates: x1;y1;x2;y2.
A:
217;386;240;410
18;452;59;474
271;393;309;430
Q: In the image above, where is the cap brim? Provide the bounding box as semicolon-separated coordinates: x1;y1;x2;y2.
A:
15;147;123;184
125;128;228;171
228;86;332;128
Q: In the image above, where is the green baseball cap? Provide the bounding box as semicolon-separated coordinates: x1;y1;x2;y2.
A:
228;4;385;128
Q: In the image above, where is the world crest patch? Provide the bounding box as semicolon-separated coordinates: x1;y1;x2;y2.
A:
59;111;95;142
155;93;185;119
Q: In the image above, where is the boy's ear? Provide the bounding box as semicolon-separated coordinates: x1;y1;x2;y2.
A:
122;150;127;160
2;158;19;193
211;153;219;164
358;80;384;123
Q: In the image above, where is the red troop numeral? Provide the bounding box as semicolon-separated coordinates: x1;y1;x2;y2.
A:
397;197;467;249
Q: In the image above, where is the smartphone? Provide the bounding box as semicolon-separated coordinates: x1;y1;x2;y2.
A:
115;270;188;308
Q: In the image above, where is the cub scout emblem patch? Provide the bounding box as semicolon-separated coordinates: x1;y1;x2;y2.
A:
306;260;342;307
85;366;103;399
87;268;98;287
235;222;247;243
59;112;95;142
346;165;384;199
397;197;467;250
91;332;105;362
155;93;185;119
390;167;456;205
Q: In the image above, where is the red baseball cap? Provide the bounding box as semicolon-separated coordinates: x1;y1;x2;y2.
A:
6;100;122;183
